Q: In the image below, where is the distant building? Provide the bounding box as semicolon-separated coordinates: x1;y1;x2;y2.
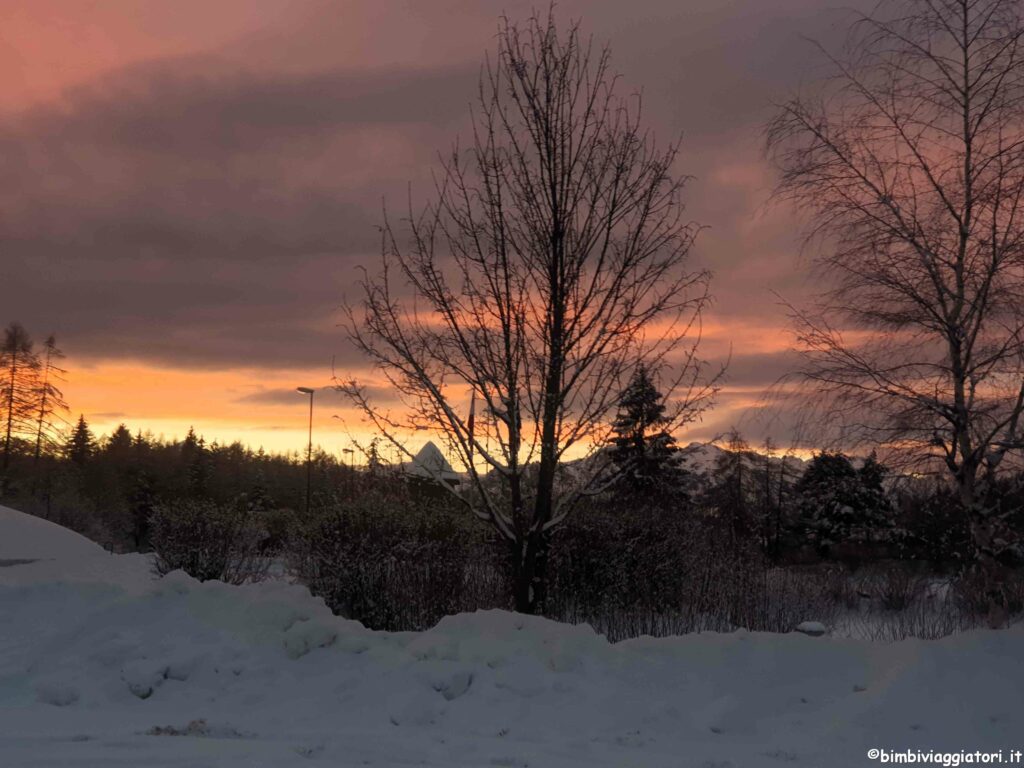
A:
404;441;461;487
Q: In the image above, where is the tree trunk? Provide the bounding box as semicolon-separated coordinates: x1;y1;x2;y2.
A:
958;467;1011;623
510;529;551;615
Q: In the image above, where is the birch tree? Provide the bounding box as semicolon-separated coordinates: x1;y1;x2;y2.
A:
767;0;1024;605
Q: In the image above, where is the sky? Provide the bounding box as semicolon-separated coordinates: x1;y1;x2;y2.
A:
0;0;870;457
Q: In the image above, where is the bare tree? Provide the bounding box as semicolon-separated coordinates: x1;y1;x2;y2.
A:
342;11;716;614
767;0;1024;598
1;322;40;472
32;335;68;463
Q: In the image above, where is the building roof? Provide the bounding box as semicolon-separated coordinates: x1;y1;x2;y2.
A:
405;441;461;484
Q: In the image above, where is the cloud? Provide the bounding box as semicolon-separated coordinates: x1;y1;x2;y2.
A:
0;58;477;370
235;386;346;406
235;383;402;407
721;349;805;389
2;0;874;448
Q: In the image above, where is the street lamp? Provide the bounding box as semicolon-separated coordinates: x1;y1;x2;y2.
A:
341;446;355;494
296;387;314;515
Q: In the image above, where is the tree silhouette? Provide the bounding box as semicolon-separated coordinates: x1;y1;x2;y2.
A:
609;366;684;494
66;415;95;466
342;10;716;613
1;322;39;471
31;335;68;463
768;0;1024;606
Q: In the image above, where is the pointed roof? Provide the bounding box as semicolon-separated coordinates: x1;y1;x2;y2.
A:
406;441;460;484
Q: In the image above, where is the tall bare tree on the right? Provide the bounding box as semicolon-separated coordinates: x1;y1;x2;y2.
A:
768;0;1024;610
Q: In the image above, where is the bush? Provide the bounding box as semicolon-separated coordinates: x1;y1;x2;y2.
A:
150;498;271;583
546;497;781;638
287;488;504;631
892;488;972;570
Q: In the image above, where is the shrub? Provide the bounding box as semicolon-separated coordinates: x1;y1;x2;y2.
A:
150;498;271;583
287;488;503;631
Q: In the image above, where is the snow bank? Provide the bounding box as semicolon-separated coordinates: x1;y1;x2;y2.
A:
0;506;1021;767
0;505;152;589
0;504;103;561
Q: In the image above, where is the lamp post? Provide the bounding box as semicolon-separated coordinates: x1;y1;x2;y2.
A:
296;387;314;515
341;446;354;493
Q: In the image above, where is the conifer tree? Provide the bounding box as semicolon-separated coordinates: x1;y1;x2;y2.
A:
105;424;133;458
609;366;683;495
704;430;755;553
181;428;210;498
66;415;95;466
794;451;893;553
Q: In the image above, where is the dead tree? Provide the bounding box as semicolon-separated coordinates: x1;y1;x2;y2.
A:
342;11;716;614
1;323;39;472
767;0;1024;604
32;335;68;463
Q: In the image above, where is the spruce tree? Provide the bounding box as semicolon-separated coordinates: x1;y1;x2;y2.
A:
105;424;134;458
609;366;683;495
66;415;95;466
794;451;893;553
181;428;210;498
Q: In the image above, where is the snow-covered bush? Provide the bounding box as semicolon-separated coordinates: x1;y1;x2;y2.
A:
149;498;270;584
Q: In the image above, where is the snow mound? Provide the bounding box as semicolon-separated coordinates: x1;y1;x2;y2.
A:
0;505;152;589
795;621;828;637
0;505;103;561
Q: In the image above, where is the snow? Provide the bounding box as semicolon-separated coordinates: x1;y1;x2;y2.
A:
794;621;828;637
1;503;1022;767
0;504;104;561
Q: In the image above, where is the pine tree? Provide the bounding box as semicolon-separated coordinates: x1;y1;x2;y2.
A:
609;366;683;495
66;415;95;466
31;335;68;463
1;322;40;470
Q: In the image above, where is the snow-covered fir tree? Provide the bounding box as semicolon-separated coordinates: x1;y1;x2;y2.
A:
793;451;893;552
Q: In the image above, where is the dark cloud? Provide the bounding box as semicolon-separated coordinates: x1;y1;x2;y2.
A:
235;383;402;407
1;0;870;388
720;350;805;389
0;59;482;369
235;386;346;406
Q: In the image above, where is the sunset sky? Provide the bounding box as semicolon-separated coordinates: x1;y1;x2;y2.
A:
1;0;870;457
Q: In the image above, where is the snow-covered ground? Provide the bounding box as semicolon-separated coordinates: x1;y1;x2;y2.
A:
1;504;1021;767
